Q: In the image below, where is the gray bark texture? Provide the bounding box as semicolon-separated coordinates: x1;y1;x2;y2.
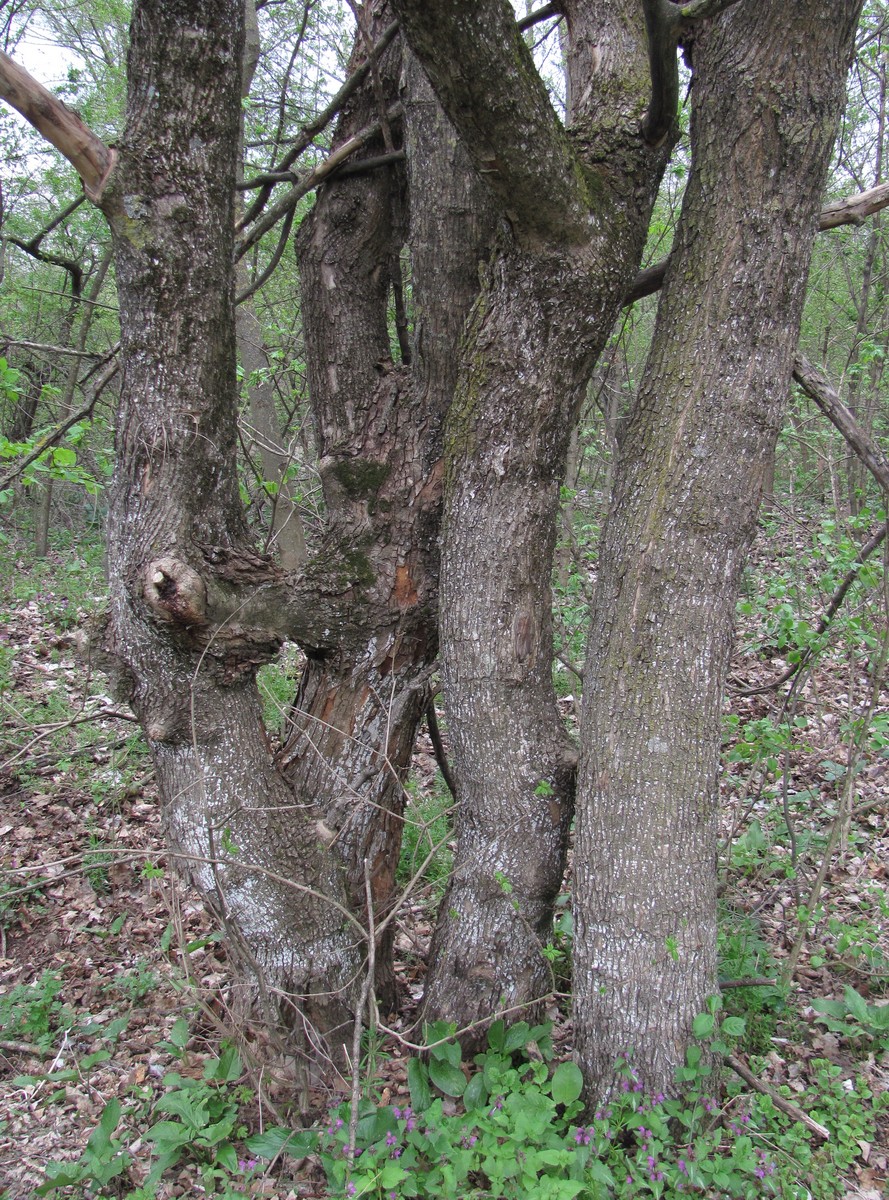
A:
393;0;674;1041
573;0;863;1100
283;13;496;1009
100;0;361;1067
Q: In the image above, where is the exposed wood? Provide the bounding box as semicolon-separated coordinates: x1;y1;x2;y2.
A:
0;50;116;203
818;178;889;228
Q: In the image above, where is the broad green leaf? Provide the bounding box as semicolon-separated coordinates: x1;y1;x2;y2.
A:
246;1126;316;1158
407;1056;432;1111
843;986;871;1024
692;1013;715;1038
428;1057;466;1097
550;1060;584;1105
487;1019;506;1052
503;1021;531;1053
463;1069;488;1110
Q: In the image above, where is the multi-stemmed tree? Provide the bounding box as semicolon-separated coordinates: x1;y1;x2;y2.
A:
0;0;872;1098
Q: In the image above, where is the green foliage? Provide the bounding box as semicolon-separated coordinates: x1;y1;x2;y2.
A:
255;643;302;737
140;1044;251;1190
0;970;77;1052
541;892;573;992
811;985;889;1050
718;908;789;1054
396;772;454;898
0;418;114;504
730;1059;884;1200
809;885;889;979
104;959;159;1005
310;1011;859;1200
36;1099;132;1196
36;1042;268;1199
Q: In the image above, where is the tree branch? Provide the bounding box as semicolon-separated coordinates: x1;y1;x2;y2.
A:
0;336;106;358
391;0;589;244
625;180;889;305
516;3;561;31
727;1054;830;1140
7;233;83;296
641;0;680;147
237;19;400;227
236;105;402;259
792;354;889;494
0;50;116;203
818;179;889;228
733;358;889;698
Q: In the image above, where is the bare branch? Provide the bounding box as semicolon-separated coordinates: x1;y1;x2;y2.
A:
236;105;402;259
0;50;116;202
516;3;561;31
626;180;889;305
238;19;399;226
727;1055;830;1140
0;335;106;358
792;354;889;493
16;194;85;250
818;179;889;228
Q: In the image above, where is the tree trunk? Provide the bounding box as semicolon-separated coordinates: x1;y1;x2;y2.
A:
101;0;361;1066
394;0;674;1040
573;0;862;1101
283;22;496;1009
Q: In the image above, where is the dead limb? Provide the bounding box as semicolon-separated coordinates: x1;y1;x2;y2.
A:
727;1054;830;1139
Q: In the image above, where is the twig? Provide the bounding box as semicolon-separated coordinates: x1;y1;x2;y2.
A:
347;860;377;1165
719;977;779;990
726;1054;830;1140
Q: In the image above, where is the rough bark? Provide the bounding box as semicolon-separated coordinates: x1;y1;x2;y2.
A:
394;0;673;1039
574;0;862;1100
100;0;361;1065
283;20;496;1008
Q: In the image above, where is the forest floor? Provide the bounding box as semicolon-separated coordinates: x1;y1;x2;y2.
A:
0;519;887;1199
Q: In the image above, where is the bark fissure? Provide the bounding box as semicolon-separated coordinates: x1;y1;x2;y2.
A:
574;0;863;1100
399;0;676;1038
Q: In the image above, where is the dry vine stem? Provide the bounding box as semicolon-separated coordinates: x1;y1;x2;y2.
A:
781;555;889;987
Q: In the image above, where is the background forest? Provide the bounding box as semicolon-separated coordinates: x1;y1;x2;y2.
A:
0;1;887;1198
